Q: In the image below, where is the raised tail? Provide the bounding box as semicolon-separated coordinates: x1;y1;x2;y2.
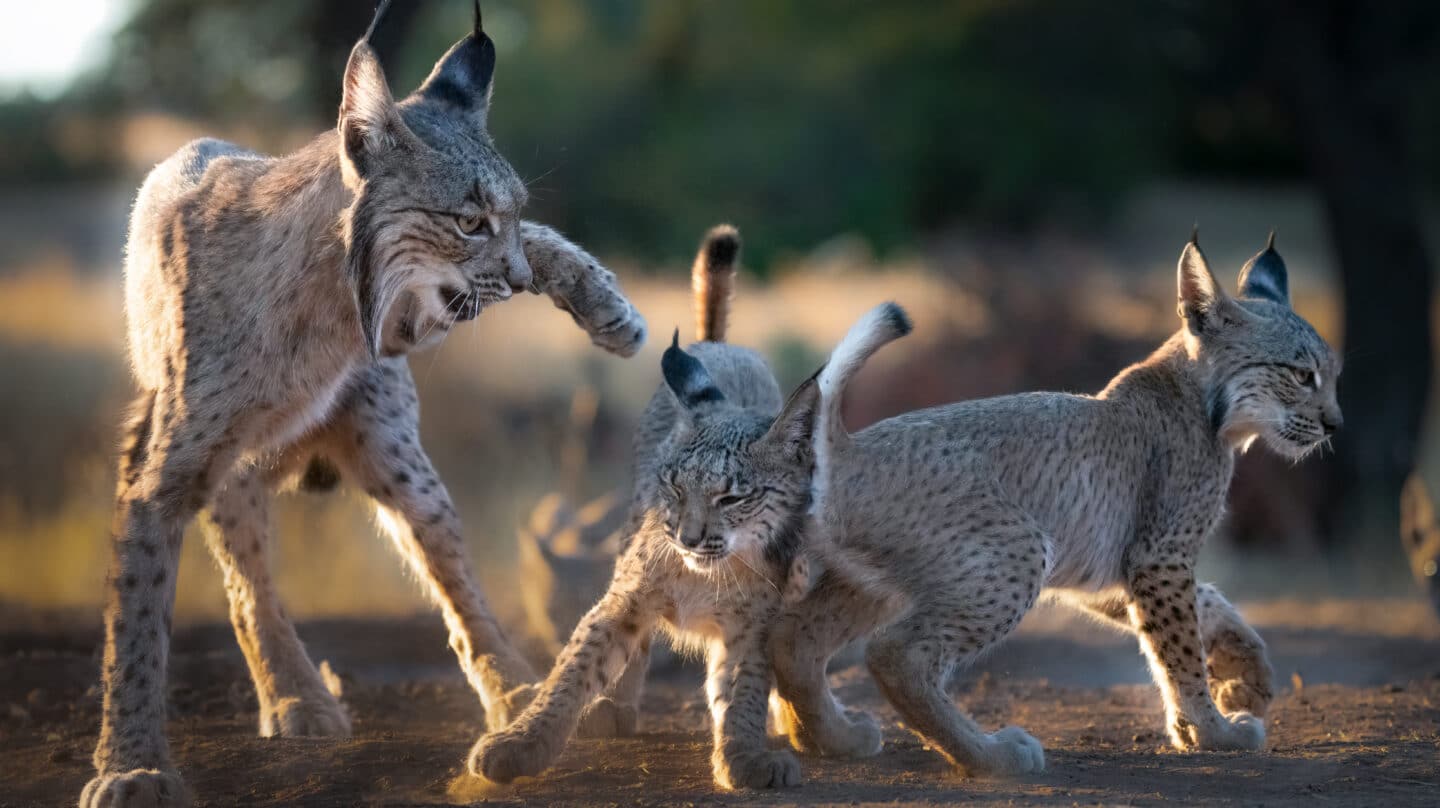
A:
692;224;740;342
814;303;912;509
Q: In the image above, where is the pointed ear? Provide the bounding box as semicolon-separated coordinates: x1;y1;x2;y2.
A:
1177;232;1228;333
662;330;724;409
761;370;822;464
1238;230;1290;307
338;41;413;180
416;6;496;126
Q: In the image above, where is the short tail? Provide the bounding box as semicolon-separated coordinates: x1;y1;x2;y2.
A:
814;303;912;508
692;224;740;342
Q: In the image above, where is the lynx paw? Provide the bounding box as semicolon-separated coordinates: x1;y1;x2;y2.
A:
468;727;561;784
576;696;638;738
714;749;802;790
263;693;352;738
821;710;884;758
586;303;646;358
1206;640;1274;719
969;726;1046;777
1212;678;1271;719
80;769;190;808
1171;711;1266;752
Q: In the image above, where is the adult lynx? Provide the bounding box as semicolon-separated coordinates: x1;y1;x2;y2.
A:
81;4;644;806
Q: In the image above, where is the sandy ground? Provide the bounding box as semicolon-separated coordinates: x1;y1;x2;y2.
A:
3;600;1438;807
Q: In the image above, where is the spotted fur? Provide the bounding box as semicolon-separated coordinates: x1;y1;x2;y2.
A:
80;8;646;807
469;237;908;789
766;233;1340;779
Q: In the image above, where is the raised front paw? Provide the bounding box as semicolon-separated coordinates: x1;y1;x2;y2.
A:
467;727;561;784
969;726;1046;777
714;749;802;790
576;696;639;738
1170;711;1266;752
584;301;646;358
262;692;352;738
80;769;190;808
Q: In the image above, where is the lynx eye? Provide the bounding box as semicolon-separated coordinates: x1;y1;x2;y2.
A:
455;213;493;238
715;492;749;508
1291;367;1317;388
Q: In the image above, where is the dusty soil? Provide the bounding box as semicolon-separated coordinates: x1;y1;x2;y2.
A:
3;601;1438;807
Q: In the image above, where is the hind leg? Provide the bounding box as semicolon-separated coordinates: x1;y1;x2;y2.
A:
1194;584;1274;718
83;391;243;807
866;514;1048;777
769;572;897;758
201;467;349;738
326;360;536;730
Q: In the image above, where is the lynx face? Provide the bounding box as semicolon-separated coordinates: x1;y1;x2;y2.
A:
1178;235;1342;460
338;23;533;357
653;337;818;574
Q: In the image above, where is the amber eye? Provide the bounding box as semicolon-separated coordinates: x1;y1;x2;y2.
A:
1292;368;1316;388
456;213;491;237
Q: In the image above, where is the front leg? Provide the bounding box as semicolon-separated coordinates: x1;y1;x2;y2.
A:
521;221;646;357
325;360;536;730
576;634;649;738
1058;584;1275;719
1126;559;1265;751
707;625;801;789
468;572;658;783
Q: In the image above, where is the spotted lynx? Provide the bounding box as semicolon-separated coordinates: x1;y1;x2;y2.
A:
81;4;646;806
469;228;913;789
765;232;1338;778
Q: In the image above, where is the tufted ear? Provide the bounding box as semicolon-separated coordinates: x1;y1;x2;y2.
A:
761;369;822;465
1176;229;1228;333
1238;230;1290;307
416;0;496;127
338;39;416;182
662;331;724;410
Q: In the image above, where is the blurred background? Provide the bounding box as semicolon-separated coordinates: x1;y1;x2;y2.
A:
3;0;1440;626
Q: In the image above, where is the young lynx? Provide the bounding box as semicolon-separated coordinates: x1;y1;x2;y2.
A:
82;4;645;806
469;229;913;789
766;232;1338;777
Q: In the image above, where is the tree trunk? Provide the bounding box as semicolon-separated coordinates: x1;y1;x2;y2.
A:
1269;1;1434;561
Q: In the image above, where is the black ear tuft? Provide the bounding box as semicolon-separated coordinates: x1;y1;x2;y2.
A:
416;10;496;120
1238;230;1290;306
362;0;394;44
662;329;725;409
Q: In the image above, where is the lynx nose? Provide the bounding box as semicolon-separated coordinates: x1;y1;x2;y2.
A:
505;250;533;293
1321;411;1343;435
678;528;707;549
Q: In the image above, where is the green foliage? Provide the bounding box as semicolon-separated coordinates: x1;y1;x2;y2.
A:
4;0;1438;266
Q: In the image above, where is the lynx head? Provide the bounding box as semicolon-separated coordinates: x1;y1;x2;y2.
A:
651;334;819;575
1176;231;1342;460
337;1;532;357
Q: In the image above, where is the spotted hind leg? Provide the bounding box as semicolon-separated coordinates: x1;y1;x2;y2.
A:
202;467;349;738
865;509;1049;777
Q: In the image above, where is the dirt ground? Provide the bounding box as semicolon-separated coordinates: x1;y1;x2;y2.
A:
3;600;1438;807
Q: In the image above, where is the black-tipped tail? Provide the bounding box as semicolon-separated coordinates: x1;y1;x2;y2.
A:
693;224;740;343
